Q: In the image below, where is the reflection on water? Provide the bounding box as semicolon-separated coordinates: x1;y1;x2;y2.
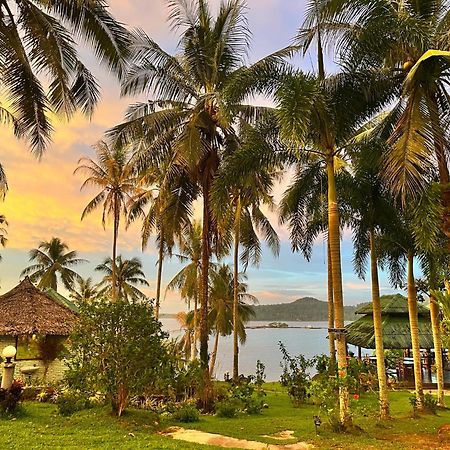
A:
161;318;341;381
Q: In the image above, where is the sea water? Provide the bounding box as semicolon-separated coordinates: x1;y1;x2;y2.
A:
161;318;361;381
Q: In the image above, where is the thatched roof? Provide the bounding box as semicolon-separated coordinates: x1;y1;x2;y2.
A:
355;294;430;316
0;277;79;336
346;295;433;349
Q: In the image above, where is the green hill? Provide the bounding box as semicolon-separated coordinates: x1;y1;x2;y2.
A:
252;297;364;322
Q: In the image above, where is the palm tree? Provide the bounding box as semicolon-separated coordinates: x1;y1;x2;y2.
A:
70;277;100;304
109;0;292;369
0;0;130;178
75;141;136;300
214;155;279;381
347;143;402;419
96;256;149;303
21;237;86;291
176;311;195;361
128;165;196;319
280;158;351;372
208;264;257;377
167;221;204;359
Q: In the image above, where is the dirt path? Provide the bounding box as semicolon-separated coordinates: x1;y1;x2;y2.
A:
164;427;313;450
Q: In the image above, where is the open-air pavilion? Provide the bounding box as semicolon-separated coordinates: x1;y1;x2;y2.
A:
345;295;446;383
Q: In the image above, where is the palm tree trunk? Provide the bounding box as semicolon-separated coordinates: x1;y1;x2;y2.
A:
326;155;349;425
112;196;119;301
209;331;219;377
407;250;424;410
200;181;211;370
369;228;390;419
429;293;445;407
327;239;336;372
155;227;164;320
192;291;198;360
233;196;242;382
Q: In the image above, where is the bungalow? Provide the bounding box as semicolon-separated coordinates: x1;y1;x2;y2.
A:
0;277;79;383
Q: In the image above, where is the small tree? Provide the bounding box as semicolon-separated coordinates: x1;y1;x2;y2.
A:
66;300;168;416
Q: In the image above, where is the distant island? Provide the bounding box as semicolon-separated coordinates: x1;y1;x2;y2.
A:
252;297;365;322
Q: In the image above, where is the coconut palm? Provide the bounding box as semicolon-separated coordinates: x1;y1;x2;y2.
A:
208;264;257;377
96;256;149;303
347;142;403;419
0;0;130;178
75;141;136;300
167;221;203;359
108;0;292;369
21;237;86;291
213;150;280;381
176;311;195;361
70;277;100;304
128;164;197;319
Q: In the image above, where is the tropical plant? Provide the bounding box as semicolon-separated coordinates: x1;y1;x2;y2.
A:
0;214;8;261
0;0;130;179
75;141;136;300
21;237;86;291
213;148;280;381
70;277;100;304
128;165;196;319
96;256;149;302
175;311;195;361
109;0;292;369
167;221;203;359
208;264;257;377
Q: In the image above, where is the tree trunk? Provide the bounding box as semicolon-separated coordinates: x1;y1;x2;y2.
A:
192;291;198;360
429;293;445;407
155;228;164;320
407;251;424;410
200;181;211;370
112;196;119;302
326;155;349;425
233;196;242;382
209;331;219;377
369;229;390;419
327;239;336;373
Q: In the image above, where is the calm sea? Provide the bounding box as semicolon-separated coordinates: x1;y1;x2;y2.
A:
161;318;360;381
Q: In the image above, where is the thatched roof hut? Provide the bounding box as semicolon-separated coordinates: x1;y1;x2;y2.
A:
345;295;434;349
0;277;78;336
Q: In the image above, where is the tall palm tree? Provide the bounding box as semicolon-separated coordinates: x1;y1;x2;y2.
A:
75;141;136;300
214;152;280;381
167;221;203;359
208;264;257;377
176;311;195;361
128;164;196;319
21;237;86;291
70;277;100;304
0;0;130;177
347;143;402;419
96;256;149;303
109;0;292;369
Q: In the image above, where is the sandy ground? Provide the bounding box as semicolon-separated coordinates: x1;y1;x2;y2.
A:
163;427;313;449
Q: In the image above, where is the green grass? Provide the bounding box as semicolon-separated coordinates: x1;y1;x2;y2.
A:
1;387;450;449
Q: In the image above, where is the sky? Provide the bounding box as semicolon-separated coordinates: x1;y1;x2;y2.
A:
0;0;403;312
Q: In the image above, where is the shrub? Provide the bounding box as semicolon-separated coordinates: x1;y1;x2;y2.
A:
56;392;91;417
0;379;24;416
216;398;241;418
173;403;200;423
279;342;314;406
410;393;438;415
65;299;169;416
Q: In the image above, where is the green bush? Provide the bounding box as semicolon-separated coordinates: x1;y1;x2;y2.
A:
0;380;24;417
173;403;200;423
56;392;91;417
216;399;241;418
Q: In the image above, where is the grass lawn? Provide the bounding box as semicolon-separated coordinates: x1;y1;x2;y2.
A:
1;386;450;449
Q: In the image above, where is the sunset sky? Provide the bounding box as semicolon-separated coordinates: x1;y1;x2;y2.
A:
0;0;402;312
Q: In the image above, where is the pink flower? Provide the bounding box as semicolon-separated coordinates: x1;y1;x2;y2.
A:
353;394;360;400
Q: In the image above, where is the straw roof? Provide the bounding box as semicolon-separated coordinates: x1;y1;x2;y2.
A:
0;277;79;336
355;294;430;316
346;294;434;349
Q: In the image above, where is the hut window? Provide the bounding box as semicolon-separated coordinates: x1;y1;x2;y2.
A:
16;335;40;360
